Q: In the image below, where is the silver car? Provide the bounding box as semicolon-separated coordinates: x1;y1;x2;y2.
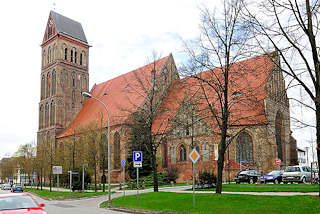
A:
1;183;11;190
282;165;311;184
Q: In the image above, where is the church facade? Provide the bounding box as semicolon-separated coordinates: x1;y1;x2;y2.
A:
37;11;297;183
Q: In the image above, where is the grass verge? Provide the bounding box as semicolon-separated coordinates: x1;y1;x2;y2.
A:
123;182;188;190
25;188;109;200
188;183;319;192
102;192;320;214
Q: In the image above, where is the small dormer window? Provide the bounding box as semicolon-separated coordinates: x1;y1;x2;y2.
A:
124;85;130;89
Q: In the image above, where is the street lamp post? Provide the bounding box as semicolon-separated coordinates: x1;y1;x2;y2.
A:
81;92;111;207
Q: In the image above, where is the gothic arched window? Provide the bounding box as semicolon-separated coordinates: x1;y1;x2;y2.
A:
179;144;186;162
48;47;51;63
75;51;77;64
46;72;51;98
39;105;44;129
80;53;83;65
52;71;56;96
236;132;253;163
113;132;120;169
70;50;73;62
41;75;45;100
64;48;68;61
72;74;75;87
170;146;176;164
201;143;210;161
50;101;55;126
275;111;285;161
45;103;49;128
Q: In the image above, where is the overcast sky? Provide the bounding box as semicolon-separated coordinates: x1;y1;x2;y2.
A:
0;0;316;161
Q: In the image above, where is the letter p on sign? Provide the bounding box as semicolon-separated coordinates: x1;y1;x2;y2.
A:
133;151;142;162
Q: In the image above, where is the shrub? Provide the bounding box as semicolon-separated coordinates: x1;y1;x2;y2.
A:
163;166;180;183
128;172;169;189
198;171;216;189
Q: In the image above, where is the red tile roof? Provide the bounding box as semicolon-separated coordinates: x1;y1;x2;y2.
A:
58;56;169;138
152;52;277;134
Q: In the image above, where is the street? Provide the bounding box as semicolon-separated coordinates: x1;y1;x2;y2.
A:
0;189;126;214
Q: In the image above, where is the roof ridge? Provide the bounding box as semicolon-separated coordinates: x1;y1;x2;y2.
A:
50;10;81;25
185;51;276;79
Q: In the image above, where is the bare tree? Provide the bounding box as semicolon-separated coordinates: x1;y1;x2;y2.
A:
242;0;320;196
182;0;265;193
123;52;179;192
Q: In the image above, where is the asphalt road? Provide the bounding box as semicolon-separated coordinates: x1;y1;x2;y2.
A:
0;189;127;214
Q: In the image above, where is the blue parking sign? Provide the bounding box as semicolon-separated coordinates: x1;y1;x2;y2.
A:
133;151;142;162
121;160;126;166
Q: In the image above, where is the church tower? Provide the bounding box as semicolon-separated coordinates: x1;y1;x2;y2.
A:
37;11;89;147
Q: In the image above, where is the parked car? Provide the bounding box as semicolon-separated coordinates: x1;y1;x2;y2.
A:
11;184;24;192
0;193;46;213
260;170;284;184
282;165;311;184
2;183;12;190
234;170;258;184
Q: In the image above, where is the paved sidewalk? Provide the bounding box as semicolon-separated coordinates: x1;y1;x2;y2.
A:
26;184;119;192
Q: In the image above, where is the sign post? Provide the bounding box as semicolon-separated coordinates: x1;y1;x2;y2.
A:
52;166;62;195
133;151;142;205
189;148;200;209
68;171;72;197
121;160;126;196
32;172;36;189
82;164;85;193
276;158;281;170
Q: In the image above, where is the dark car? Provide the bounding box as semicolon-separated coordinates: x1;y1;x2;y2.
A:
0;193;46;214
234;170;258;184
11;184;24;192
260;170;283;184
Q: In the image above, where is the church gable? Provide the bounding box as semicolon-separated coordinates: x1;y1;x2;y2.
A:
42;13;57;44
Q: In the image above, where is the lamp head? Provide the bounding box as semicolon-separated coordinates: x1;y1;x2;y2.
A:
81;91;92;98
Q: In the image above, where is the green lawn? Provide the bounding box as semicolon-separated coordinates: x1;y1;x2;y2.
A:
189;184;320;192
103;192;320;214
124;182;187;190
25;188;108;200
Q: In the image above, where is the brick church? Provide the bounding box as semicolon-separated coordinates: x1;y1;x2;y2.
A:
37;11;298;182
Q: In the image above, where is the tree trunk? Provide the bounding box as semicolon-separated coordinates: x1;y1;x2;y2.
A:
152;150;159;192
316;98;320;198
216;133;227;194
94;166;97;192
